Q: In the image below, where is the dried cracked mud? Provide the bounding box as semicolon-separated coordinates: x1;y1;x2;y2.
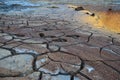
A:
0;12;120;80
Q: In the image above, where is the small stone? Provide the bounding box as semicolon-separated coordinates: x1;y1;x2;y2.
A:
108;8;112;11
39;33;45;38
75;6;84;11
84;64;95;73
86;12;95;17
91;13;95;17
48;44;60;52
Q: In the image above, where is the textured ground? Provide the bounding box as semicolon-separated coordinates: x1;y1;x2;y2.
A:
0;6;120;80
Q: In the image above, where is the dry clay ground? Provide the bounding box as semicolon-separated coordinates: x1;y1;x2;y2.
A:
0;6;120;80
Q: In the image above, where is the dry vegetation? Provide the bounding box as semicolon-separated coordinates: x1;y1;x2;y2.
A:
98;11;120;33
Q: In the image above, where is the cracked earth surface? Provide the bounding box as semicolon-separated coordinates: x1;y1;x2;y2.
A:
0;12;120;80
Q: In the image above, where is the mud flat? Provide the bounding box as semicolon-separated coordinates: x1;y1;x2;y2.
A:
0;3;120;80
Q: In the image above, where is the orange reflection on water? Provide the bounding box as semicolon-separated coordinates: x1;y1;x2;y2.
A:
98;11;120;33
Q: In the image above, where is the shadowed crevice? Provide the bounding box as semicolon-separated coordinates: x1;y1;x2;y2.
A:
101;61;120;74
78;72;92;80
87;33;93;43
